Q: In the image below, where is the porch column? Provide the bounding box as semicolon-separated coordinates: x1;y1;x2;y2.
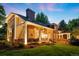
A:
39;29;41;43
14;16;16;39
67;33;70;40
24;23;28;45
58;34;60;39
7;26;10;42
47;30;49;42
68;33;70;39
47;34;49;43
62;34;63;39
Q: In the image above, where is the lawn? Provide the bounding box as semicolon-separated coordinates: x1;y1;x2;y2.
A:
0;44;79;56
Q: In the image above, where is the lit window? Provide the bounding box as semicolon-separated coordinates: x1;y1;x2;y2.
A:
41;33;48;38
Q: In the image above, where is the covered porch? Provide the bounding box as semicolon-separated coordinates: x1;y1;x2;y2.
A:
24;21;54;45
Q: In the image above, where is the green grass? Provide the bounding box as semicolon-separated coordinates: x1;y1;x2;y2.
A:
0;44;79;56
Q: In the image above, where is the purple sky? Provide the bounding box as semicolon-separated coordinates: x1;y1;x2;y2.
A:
2;3;79;24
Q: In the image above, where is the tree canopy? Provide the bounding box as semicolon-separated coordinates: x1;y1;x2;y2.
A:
35;12;49;24
0;4;6;25
0;4;6;40
58;20;68;32
67;18;79;32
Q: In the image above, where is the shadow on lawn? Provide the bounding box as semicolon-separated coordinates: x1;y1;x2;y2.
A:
0;40;53;50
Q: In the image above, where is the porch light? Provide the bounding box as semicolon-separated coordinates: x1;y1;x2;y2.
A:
0;25;2;28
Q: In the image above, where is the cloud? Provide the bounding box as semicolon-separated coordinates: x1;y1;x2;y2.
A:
47;7;63;11
46;3;55;11
39;3;63;12
39;4;45;11
2;4;26;16
72;8;79;12
48;16;60;24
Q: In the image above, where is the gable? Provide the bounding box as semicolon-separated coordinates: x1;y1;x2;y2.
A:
6;13;26;24
6;13;51;29
6;13;15;23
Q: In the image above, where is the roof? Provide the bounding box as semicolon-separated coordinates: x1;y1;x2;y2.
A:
12;13;50;28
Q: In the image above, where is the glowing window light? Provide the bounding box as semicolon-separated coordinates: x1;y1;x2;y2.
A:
41;33;48;38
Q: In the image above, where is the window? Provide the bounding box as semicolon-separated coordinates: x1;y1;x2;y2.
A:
41;33;48;39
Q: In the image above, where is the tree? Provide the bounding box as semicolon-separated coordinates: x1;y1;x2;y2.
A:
58;20;68;32
35;12;49;24
0;4;6;40
71;28;79;38
0;4;6;25
67;18;79;32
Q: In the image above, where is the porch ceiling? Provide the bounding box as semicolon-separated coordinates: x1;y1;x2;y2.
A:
26;21;53;30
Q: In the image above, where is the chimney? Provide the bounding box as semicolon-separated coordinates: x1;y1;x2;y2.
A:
26;8;35;21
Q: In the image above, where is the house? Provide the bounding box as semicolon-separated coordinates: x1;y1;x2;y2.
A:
50;23;70;44
6;8;70;47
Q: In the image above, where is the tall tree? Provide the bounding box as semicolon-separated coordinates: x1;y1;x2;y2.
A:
35;12;49;24
67;18;79;32
0;4;6;40
0;4;6;25
58;20;68;32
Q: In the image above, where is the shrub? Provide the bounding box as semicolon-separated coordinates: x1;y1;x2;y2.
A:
17;42;24;48
70;36;79;46
26;42;40;48
0;40;13;49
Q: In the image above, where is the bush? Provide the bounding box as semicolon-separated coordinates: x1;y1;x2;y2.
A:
26;42;40;48
0;40;13;49
17;42;24;48
0;34;6;40
70;36;79;46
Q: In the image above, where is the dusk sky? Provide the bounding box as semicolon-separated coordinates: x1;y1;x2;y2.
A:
1;3;79;24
